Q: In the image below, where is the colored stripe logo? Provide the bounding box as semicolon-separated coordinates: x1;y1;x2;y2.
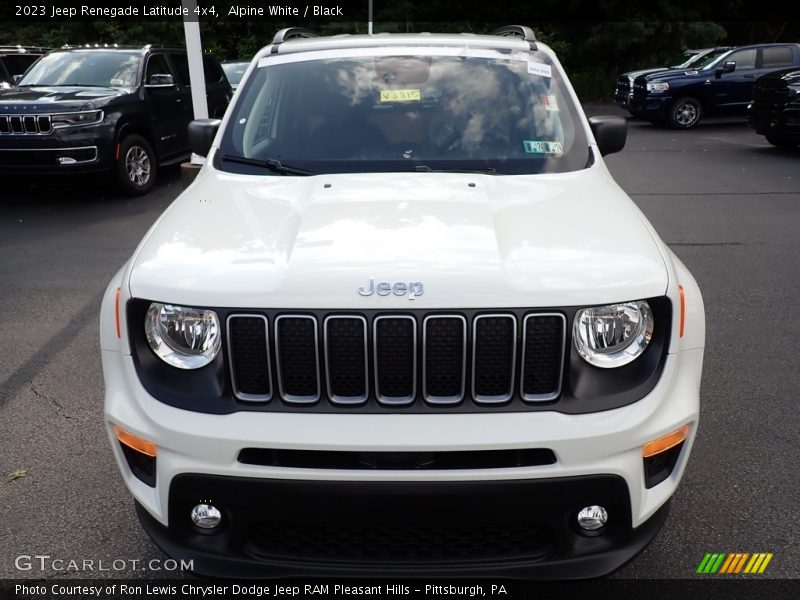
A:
696;552;773;574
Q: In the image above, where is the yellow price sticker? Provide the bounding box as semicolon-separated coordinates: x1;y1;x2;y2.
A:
380;89;421;103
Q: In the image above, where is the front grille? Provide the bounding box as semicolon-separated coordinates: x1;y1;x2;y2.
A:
243;521;555;563
0;114;52;134
751;80;791;123
227;311;567;410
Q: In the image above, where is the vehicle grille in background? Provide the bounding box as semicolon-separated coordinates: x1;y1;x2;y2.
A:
0;114;52;134
229;311;567;410
750;80;790;121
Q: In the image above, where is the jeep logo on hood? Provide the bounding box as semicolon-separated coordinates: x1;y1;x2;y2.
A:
358;278;424;300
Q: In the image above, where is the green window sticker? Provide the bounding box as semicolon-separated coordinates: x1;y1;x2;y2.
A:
523;140;564;155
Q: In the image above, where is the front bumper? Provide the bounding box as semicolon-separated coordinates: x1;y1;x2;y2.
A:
748;105;800;139
0;123;114;174
137;475;672;578
103;341;702;577
629;95;670;119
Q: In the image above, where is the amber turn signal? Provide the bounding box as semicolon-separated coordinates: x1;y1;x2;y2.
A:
114;425;157;457
642;425;689;458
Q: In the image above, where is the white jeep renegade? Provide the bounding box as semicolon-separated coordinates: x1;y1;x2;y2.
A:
100;26;705;578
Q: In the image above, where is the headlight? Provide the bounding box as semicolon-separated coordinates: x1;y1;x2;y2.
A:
573;301;654;368
51;110;103;128
145;303;221;369
646;82;670;94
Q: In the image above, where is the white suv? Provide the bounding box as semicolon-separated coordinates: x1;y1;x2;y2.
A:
100;26;705;578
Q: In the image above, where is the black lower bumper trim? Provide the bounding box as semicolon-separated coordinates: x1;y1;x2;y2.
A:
136;474;670;579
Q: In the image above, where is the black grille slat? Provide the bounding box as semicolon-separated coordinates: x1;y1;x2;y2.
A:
227;315;270;401
276;316;319;403
10;116;23;133
23;115;37;133
374;316;416;404
423;316;466;404
473;315;516;403
521;314;565;402
325;317;367;404
37;115;52;133
0;117;9;133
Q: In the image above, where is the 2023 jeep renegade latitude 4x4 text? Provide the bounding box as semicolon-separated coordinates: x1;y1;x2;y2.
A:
100;27;705;578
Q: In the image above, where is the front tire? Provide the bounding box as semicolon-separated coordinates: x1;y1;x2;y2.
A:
765;134;798;149
115;134;157;196
668;97;702;129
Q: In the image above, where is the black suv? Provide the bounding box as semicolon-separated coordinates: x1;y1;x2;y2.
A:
748;68;800;148
0;45;231;195
0;46;50;88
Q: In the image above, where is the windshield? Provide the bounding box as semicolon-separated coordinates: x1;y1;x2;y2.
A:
222;62;248;85
695;49;733;71
667;50;699;68
218;48;589;175
18;51;141;87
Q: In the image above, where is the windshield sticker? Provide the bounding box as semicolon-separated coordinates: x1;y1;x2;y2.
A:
543;95;559;112
523;140;563;155
380;89;421;103
527;62;552;78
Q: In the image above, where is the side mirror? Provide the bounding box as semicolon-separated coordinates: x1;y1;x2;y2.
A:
588;115;627;156
715;61;735;78
188;119;221;157
146;73;175;87
12;74;22;85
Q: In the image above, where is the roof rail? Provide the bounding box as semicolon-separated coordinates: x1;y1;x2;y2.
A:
0;45;51;53
490;25;537;51
270;27;319;54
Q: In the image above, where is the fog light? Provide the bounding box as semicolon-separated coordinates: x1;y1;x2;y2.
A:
577;505;608;531
191;504;222;529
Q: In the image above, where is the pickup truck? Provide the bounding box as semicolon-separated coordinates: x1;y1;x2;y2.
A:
630;43;800;128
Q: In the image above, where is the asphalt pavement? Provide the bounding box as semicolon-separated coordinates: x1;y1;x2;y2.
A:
0;107;798;580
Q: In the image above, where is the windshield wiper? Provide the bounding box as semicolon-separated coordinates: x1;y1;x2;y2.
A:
413;165;497;174
220;154;313;176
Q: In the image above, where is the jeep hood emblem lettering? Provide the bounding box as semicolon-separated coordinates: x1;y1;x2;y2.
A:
358;278;424;300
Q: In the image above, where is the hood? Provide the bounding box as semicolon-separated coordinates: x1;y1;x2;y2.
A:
639;68;706;83
0;86;127;112
757;67;800;83
621;67;672;80
129;168;669;309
